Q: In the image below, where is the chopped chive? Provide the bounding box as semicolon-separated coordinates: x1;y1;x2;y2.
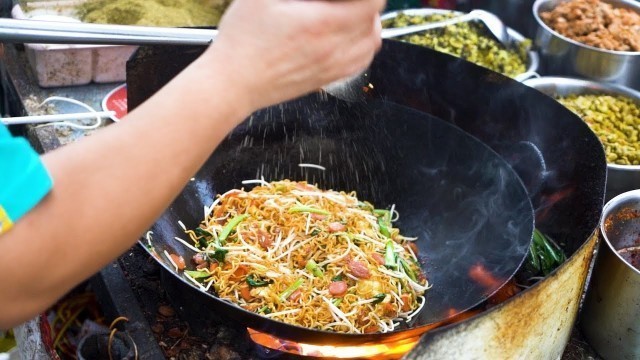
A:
219;214;248;243
385;240;397;269
357;201;374;211
280;279;304;301
399;258;417;282
289;205;331;216
373;209;390;217
375;209;392;237
184;270;211;280
305;259;324;277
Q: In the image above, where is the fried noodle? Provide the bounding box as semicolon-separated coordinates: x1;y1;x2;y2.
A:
181;180;430;334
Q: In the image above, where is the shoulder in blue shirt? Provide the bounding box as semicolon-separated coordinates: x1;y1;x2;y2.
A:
0;123;53;234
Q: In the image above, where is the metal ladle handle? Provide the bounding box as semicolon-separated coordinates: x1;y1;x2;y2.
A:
0;14;477;45
380;12;475;39
0;18;217;45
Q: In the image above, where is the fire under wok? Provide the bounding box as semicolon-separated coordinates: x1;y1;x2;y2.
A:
128;39;605;348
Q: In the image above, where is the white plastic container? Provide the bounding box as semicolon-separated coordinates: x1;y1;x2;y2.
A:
11;2;137;87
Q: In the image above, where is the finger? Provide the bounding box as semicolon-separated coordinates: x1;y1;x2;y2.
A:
372;13;383;51
330;25;379;79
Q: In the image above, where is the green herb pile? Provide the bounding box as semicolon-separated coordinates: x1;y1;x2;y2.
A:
382;12;531;78
557;94;640;165
525;229;566;277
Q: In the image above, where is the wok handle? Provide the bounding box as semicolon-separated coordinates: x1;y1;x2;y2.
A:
0;18;217;46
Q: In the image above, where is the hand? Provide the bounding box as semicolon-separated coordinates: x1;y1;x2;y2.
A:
204;0;385;111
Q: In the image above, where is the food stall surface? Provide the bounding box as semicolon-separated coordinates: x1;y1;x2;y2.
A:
2;40;602;360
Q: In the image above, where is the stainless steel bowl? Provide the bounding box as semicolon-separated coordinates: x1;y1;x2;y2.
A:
381;8;539;80
532;0;640;90
580;190;640;360
523;76;640;201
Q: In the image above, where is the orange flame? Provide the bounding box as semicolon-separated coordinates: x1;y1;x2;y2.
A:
247;328;420;359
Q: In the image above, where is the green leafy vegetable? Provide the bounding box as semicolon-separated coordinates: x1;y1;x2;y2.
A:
195;228;214;248
332;274;343;282
526;229;566;276
246;274;272;287
372;293;387;304
194;227;213;238
258;305;272;314
207;248;228;263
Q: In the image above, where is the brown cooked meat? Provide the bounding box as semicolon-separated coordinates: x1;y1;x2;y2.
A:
540;0;640;52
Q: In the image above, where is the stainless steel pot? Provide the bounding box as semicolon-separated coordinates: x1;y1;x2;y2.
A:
532;0;640;90
523;76;640;201
580;190;640;360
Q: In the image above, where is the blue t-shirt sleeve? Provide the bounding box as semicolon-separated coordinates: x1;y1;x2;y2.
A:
0;124;53;234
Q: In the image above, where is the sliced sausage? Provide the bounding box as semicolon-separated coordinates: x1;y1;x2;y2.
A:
329;281;348;297
328;222;346;233
347;259;371;279
311;213;326;221
289;289;302;302
371;252;385;266
257;229;273;249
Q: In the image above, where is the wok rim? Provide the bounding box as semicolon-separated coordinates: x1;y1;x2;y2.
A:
137;102;535;345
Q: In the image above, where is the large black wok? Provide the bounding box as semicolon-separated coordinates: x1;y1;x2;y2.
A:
126;40;598;345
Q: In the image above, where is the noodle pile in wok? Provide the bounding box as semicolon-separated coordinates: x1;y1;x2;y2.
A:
178;180;429;334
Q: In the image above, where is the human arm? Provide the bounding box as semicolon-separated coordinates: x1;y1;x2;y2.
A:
0;0;384;329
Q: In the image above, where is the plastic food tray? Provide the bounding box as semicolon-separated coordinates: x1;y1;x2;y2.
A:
11;1;137;88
